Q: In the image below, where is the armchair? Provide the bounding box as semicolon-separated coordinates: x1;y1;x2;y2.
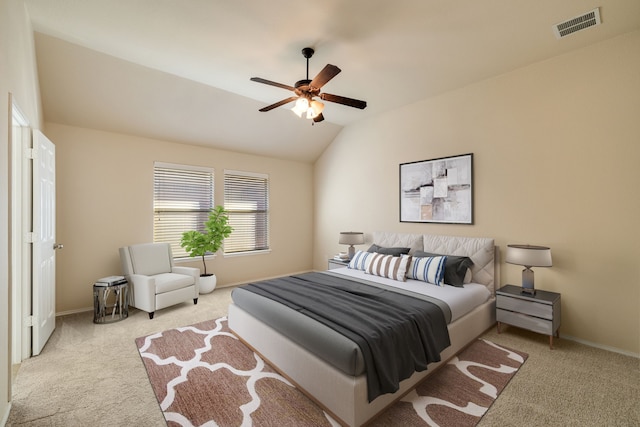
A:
119;242;199;319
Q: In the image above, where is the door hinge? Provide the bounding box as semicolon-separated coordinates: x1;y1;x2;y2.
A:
25;232;35;243
25;147;36;160
25;315;36;327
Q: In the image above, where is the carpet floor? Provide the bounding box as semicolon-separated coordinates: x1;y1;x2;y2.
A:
136;317;528;426
7;286;639;426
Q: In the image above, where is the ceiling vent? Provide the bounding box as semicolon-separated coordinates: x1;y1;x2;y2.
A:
553;8;602;39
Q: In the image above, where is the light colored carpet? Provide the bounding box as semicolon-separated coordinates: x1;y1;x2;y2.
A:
7;286;639;426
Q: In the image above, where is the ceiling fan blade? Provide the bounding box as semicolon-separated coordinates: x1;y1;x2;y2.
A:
258;96;298;112
313;113;325;123
310;64;341;90
320;93;367;109
250;77;296;92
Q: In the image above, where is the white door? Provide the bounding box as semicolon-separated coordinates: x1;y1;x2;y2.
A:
32;130;57;356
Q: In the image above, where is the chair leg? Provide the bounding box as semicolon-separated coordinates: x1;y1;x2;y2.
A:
194;298;198;305
148;312;154;319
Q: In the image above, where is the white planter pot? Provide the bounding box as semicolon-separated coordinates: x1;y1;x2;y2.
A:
199;274;217;294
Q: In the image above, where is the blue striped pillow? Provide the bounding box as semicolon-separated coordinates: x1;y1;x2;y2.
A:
348;250;374;271
408;256;447;286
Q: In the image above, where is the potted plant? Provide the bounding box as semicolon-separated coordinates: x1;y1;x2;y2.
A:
180;205;233;294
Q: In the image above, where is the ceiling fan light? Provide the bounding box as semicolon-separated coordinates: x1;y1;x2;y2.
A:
308;100;324;119
291;97;309;118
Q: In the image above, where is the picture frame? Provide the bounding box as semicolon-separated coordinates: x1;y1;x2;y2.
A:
400;153;473;224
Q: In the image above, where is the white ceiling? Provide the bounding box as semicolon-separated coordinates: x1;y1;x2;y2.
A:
25;0;640;163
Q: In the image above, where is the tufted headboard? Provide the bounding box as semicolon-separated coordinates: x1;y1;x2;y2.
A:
372;232;498;293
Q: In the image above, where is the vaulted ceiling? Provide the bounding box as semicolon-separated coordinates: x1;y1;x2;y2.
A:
25;0;640;162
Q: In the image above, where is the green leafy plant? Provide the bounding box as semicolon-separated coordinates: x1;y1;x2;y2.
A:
180;206;233;276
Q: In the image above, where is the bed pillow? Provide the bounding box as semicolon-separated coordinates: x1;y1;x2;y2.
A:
348;250;374;271
366;253;411;282
366;244;411;257
463;268;473;284
407;256;447;286
414;251;474;287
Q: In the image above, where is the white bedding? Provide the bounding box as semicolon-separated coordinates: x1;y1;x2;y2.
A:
331;266;491;322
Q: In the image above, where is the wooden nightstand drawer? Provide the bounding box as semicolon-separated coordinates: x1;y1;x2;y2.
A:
497;308;554;336
497;295;553;320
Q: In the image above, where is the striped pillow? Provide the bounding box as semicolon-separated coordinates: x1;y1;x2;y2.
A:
408;256;447;286
366;253;411;282
348;250;374;271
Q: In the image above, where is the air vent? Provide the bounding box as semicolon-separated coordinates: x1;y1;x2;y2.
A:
553;8;602;39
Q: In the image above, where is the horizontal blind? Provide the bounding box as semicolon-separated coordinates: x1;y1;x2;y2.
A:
224;170;269;254
154;163;214;258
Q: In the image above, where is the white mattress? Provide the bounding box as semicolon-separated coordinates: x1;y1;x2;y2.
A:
331;266;491;322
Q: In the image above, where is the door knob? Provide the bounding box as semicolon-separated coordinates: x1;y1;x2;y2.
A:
53;243;64;250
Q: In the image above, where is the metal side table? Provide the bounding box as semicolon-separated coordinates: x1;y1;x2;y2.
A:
93;276;129;324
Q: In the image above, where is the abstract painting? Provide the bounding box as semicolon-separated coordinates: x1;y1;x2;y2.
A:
400;153;473;224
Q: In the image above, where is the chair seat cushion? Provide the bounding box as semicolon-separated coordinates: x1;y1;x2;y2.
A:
154;273;195;294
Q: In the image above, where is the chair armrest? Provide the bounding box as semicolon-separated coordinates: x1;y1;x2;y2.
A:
172;266;200;295
126;274;156;312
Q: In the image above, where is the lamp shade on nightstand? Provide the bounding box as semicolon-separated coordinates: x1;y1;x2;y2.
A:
506;244;552;295
339;232;364;259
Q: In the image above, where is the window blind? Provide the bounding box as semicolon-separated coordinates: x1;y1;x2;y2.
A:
153;162;214;258
224;170;269;254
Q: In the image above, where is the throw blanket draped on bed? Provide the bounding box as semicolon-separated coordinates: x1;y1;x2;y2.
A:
240;271;451;401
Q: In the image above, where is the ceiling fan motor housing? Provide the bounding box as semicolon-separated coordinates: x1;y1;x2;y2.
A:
301;47;314;59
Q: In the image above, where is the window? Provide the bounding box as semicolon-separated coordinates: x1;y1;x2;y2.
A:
153;162;214;258
224;170;269;254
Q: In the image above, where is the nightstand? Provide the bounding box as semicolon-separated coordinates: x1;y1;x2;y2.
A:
328;259;350;270
496;284;561;349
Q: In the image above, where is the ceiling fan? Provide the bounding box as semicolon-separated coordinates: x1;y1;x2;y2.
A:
250;47;367;123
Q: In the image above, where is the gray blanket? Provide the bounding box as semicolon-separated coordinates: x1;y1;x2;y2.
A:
240;271;451;402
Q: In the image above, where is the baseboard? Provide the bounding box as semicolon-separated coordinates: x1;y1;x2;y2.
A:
55;307;93;317
563;334;639;358
1;402;11;427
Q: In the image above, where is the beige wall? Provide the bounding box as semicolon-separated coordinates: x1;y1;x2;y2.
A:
45;123;314;314
314;31;640;355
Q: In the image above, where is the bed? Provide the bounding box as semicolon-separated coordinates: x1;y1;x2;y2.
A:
228;232;498;426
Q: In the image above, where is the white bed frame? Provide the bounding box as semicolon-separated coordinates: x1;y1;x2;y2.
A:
228;233;498;426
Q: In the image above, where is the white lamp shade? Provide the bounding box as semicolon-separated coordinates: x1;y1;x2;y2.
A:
506;244;552;267
339;232;364;245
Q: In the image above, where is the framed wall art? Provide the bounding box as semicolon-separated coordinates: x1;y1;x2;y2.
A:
400;153;473;224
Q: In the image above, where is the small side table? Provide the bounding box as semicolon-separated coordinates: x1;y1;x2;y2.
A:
93;276;129;324
496;284;561;349
328;258;350;270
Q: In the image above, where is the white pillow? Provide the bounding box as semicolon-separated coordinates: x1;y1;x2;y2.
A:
407;256;447;286
366;253;411;282
463;268;473;284
348;250;374;271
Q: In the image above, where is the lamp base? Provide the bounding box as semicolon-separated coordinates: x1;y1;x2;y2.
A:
521;267;536;296
348;245;356;260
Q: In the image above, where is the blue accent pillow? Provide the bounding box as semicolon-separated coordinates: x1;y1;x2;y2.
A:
348;250;373;271
414;251;473;287
407;256;447;286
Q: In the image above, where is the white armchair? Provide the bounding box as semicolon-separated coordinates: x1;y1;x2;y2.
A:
119;242;199;319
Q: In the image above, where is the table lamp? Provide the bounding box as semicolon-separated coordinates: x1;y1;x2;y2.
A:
339;232;364;260
506;244;552;295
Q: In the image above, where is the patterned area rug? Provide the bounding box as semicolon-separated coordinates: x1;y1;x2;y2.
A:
135;317;527;426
